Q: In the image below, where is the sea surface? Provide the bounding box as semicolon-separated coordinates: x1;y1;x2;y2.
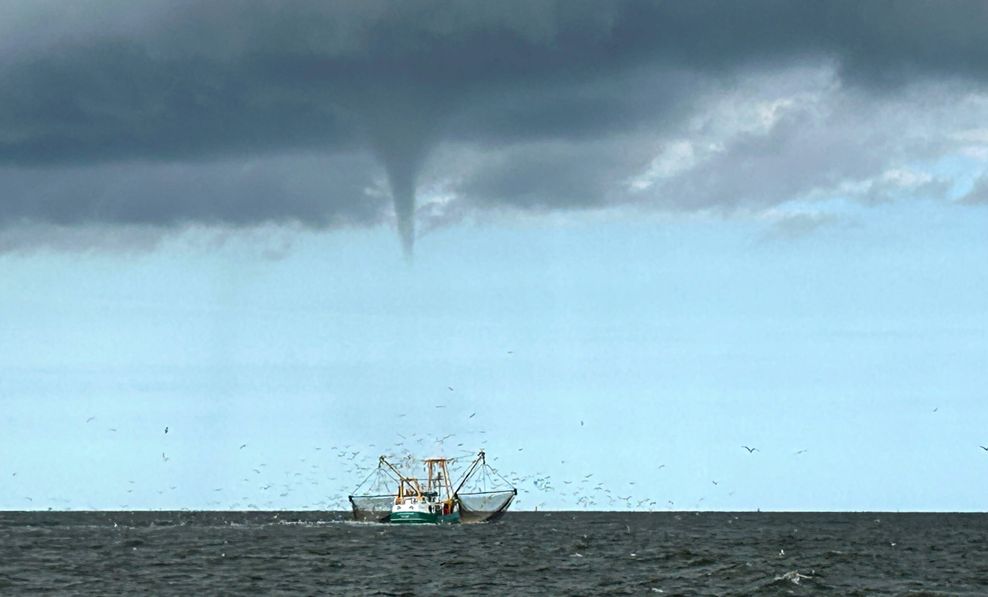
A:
1;511;986;595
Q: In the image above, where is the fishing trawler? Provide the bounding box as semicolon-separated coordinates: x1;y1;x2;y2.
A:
349;450;516;524
386;456;461;524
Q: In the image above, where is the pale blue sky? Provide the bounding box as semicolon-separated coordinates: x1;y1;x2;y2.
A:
2;200;985;511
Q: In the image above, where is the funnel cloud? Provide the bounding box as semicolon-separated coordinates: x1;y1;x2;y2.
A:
1;1;988;252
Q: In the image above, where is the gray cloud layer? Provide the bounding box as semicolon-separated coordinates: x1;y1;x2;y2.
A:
2;1;988;251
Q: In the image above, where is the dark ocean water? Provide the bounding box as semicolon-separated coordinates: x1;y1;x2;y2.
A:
1;511;986;595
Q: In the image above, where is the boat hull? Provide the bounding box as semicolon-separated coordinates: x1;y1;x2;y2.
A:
389;510;460;524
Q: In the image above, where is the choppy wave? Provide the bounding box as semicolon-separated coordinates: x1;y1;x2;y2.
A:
1;511;986;595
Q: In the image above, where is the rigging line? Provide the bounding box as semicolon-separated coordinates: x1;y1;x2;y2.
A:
485;462;516;490
351;461;392;495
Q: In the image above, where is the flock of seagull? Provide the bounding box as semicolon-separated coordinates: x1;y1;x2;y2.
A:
1;424;820;512
6;392;988;511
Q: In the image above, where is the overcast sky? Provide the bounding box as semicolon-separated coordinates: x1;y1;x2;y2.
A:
1;1;986;511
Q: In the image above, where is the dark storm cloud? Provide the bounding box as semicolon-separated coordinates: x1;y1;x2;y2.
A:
0;153;385;228
1;0;988;251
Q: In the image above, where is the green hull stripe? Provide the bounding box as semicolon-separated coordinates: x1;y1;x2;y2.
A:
389;511;461;524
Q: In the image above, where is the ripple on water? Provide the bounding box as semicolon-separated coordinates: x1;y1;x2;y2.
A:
1;511;987;595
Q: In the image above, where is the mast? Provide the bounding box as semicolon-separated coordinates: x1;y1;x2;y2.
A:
422;456;455;500
441;459;453;498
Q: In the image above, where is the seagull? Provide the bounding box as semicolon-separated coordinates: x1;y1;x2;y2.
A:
712;480;718;485
86;417;95;423
795;449;808;455
469;412;476;418
657;464;666;469
162;452;169;462
742;446;758;453
980;446;988;452
164;426;169;434
448;386;454;391
239;444;247;449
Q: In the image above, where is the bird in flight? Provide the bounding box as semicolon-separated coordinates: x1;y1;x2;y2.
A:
164;426;169;434
980;446;988;452
795;449;808;455
239;444;247;449
742;446;758;453
448;386;454;391
86;417;95;423
469;412;476;418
